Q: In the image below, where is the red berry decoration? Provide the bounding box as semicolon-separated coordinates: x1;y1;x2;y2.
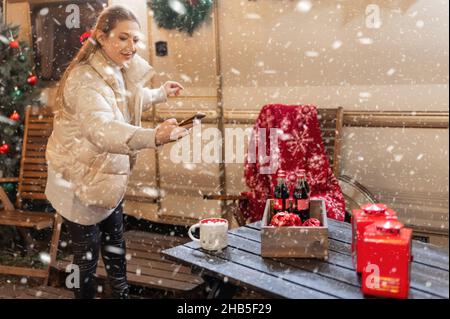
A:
9;40;19;49
0;144;10;154
9;111;20;121
27;75;38;86
302;218;322;227
270;212;302;227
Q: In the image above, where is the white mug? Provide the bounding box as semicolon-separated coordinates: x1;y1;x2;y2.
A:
188;218;229;251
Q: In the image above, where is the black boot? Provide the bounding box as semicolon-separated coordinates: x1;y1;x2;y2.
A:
112;285;130;299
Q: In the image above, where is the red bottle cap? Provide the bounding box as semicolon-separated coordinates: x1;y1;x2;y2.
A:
375;220;404;235
362;203;388;215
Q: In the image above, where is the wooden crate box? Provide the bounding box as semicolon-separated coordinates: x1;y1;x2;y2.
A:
261;199;329;259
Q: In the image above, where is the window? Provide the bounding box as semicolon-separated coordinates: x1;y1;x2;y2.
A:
30;0;107;81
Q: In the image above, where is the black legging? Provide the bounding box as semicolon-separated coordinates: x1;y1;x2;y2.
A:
64;201;129;299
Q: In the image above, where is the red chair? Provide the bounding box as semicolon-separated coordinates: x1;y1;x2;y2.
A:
206;105;350;226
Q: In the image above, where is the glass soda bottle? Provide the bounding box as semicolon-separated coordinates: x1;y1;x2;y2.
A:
293;169;310;222
273;170;290;213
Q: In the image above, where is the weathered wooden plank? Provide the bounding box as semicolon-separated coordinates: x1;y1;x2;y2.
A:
186;232;360;286
21;178;47;186
23;164;47;171
124;243;182;261
125;231;188;247
96;264;200;291
18;193;47;200
27;123;53;130
184;235;441;299
410;263;449;298
24;151;46;157
28;129;53;137
325;220;450;271
163;245;335;299
185;238;362;299
0;265;47;278
126;255;195;275
28;117;53;124
22;171;48;178
250;221;449;271
236;223;449;297
0;210;53;230
25;144;47;151
97;260;202;285
20;184;46;192
25;137;49;145
0;285;72;299
23;157;47;164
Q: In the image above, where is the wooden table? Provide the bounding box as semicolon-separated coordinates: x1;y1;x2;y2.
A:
162;219;449;299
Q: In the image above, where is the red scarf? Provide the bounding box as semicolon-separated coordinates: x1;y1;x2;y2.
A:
240;104;346;222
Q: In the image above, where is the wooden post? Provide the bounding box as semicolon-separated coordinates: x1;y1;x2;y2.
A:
333;107;344;177
45;213;62;286
212;0;227;215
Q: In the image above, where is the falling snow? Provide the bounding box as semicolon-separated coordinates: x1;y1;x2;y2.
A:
0;0;446;301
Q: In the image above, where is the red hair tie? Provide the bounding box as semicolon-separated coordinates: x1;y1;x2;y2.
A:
80;30;93;44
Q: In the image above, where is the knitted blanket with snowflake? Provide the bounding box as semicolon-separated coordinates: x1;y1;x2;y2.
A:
240;104;346;223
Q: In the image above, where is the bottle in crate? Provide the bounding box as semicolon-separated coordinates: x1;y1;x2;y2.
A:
361;220;413;299
273;170;290;214
293;169;310;222
352;203;398;273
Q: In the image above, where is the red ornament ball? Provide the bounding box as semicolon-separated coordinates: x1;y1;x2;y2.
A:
302;218;322;227
9;40;20;49
27;75;38;86
0;144;10;154
270;212;303;227
9;111;20;121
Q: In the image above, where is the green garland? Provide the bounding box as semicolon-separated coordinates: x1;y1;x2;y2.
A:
149;0;213;35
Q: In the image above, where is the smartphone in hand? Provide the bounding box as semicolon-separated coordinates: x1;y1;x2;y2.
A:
178;113;206;127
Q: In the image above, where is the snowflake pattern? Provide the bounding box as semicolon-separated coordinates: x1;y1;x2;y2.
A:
242;104;346;222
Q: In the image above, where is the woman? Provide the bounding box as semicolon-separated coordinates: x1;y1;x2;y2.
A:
45;5;190;299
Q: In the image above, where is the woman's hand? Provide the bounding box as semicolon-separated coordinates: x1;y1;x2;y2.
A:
155;118;192;146
163;81;184;97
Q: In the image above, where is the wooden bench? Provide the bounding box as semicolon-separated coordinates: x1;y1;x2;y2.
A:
0;105;203;295
0;106;59;284
0;282;73;299
55;231;204;295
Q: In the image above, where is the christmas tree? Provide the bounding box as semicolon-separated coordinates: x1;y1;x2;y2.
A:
0;22;41;179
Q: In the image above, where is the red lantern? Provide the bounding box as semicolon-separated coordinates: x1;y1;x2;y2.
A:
0;144;10;154
9;40;20;49
27;75;38;86
9;111;20;121
361;220;413;299
352;203;398;273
